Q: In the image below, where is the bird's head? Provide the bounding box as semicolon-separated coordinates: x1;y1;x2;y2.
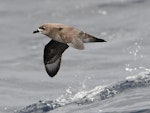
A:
33;24;49;35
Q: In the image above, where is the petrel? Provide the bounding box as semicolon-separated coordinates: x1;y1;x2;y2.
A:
33;23;106;77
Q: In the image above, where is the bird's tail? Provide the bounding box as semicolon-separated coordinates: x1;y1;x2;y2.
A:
81;32;106;43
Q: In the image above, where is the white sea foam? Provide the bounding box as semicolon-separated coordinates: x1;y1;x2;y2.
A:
126;68;150;81
56;69;150;106
55;85;105;106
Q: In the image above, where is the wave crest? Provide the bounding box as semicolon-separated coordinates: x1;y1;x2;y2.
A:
15;69;150;113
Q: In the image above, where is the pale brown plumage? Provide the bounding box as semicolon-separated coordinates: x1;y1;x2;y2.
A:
33;23;106;77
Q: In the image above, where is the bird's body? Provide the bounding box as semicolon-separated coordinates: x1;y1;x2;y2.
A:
33;23;106;77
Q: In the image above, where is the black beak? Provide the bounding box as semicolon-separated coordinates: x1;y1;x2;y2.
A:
33;30;39;34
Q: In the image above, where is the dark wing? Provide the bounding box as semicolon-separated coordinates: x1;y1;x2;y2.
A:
44;40;69;77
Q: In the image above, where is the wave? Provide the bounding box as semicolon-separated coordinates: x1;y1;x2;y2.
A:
104;108;150;113
14;69;150;113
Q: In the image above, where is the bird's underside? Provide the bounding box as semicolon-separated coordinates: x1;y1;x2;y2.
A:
44;40;69;77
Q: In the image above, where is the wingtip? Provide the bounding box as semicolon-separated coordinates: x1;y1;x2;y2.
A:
48;74;56;78
45;67;58;78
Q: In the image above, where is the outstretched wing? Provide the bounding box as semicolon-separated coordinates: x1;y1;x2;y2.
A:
43;40;69;77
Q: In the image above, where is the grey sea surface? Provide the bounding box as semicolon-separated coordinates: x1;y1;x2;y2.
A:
0;0;150;113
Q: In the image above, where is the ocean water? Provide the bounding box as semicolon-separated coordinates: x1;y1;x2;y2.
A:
0;0;150;113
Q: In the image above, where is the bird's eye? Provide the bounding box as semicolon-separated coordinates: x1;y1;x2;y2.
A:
39;26;45;30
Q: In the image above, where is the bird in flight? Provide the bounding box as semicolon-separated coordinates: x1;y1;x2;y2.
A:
33;23;106;77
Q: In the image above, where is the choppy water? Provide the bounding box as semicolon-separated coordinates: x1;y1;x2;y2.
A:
15;71;150;113
0;0;150;113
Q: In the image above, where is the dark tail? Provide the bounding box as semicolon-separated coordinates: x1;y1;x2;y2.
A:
94;37;106;42
82;32;106;43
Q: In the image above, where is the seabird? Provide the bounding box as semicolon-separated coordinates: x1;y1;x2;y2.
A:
33;23;106;77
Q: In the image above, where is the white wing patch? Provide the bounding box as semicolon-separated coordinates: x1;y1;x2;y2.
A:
45;58;61;76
